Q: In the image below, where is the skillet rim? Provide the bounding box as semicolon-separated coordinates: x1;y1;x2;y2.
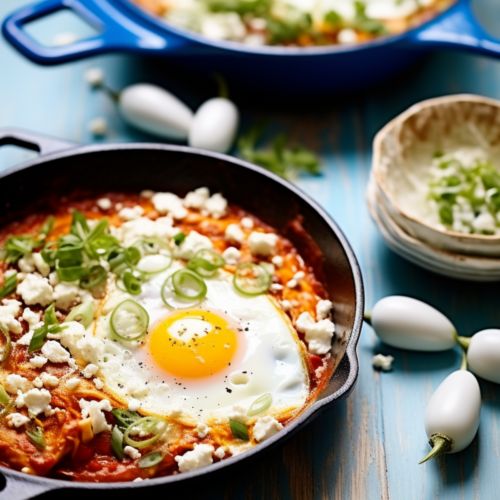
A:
0;142;364;491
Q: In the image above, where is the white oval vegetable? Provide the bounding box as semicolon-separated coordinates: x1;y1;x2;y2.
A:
119;84;193;140
467;329;500;384
421;370;481;463
369;296;456;351
188;97;239;153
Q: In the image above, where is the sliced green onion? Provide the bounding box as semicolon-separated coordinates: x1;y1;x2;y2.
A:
110;300;149;342
56;242;84;267
44;302;59;330
136;254;172;275
247;393;273;417
0;400;14;420
0;384;9;406
161;275;204;310
125;247;141;267
41;241;58;267
29;303;63;353
111;425;124;461
84;218;109;258
56;265;90;282
173;232;186;246
123;416;168;449
1;236;37;264
229;419;249;441
89;234;119;257
233;263;271;296
80;265;107;289
187;249;225;277
133;237;168;255
70;210;90;240
29;325;48;353
65;301;95;328
171;269;207;300
26;425;46;449
111;408;141;431
39;216;55;238
0;272;17;300
138;451;163;469
121;270;142;295
0;328;11;363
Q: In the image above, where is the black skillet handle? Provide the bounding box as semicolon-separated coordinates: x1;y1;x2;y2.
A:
0;470;62;500
0;128;76;157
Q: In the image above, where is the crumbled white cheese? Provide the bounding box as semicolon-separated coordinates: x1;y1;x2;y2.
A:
214;447;225;459
472;212;497;232
280;300;292;311
89;117;108;136
59;321;86;354
5;374;31;394
79;398;113;434
17;273;54;307
6;413;30;428
240;217;254;229
174;231;213;260
40;372;59;388
271;255;283;267
373;354;394;372
316;300;333;321
286;279;297;288
124;446;141;460
248;232;278;256
140;189;155;199
53;283;80;311
222;246;241;265
201;13;246;41
338;28;357;44
16;332;33;346
77;337;104;364
184;187;210;209
168;405;183;418
225;224;245;243
226;403;247;423
97;198;112;210
119;205;144;221
41;341;70;363
128;398;141;411
117;217;180;247
293;271;305;281
29;356;48;369
295;312;335;355
4;269;16;279
196;422;210;438
22;308;40;329
0;299;23;334
82;364;99;379
65;377;81;390
253;416;283;442
127;380;150;398
17;388;52;416
18;254;35;273
270;283;283;292
33;377;43;388
175;444;214;473
49;272;60;287
152;192;188;219
203;193;227;219
31;253;50;277
93;378;104;390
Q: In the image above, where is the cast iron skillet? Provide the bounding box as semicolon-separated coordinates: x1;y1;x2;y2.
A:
0;128;364;500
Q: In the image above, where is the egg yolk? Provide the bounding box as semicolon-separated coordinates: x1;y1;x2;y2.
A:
149;310;238;378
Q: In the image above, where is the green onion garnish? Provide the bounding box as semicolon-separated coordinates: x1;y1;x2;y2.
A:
65;301;95;328
56;265;90;282
29;303;64;353
171;269;207;300
39;216;55;238
70;210;90;240
0;328;11;364
110;300;149;342
138;451;164;469
111;425;124;461
133;237;168;255
161;275;204;310
247;393;273;417
26;425;46;449
121;270;143;295
41;241;58;266
173;232;186;246
229;419;249;441
123;416;168;449
187;249;226;278
0;384;9;406
80;265;107;289
0;235;38;264
135;254;172;275
111;408;142;432
233;263;271;296
125;246;141;267
0;272;17;300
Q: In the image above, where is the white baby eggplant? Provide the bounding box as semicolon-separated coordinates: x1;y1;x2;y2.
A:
420;369;481;463
367;296;457;351
188;97;239;153
119;84;193;140
466;329;500;384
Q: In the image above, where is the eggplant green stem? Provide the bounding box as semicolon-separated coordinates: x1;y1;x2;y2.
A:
363;312;372;326
213;73;229;99
419;433;454;464
454;332;472;350
459;347;468;371
95;82;120;103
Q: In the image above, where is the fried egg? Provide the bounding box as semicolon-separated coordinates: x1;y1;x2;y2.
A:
93;264;309;419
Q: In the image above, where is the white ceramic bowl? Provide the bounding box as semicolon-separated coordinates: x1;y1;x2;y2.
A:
372;94;500;258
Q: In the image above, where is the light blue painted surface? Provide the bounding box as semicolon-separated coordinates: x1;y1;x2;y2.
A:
0;1;500;498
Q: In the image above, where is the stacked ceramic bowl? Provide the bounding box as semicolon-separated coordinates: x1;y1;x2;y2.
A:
367;94;500;281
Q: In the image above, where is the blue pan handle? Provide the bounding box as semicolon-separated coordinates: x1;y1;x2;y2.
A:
407;0;500;57
0;128;76;156
2;0;189;65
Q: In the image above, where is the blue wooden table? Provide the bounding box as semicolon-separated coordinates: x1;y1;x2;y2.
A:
1;1;500;498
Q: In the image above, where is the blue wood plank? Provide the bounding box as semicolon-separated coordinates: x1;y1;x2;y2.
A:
0;0;500;498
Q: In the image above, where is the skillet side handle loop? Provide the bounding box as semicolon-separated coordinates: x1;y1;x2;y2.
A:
0;472;60;500
407;0;500;57
0;128;76;156
2;0;188;66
